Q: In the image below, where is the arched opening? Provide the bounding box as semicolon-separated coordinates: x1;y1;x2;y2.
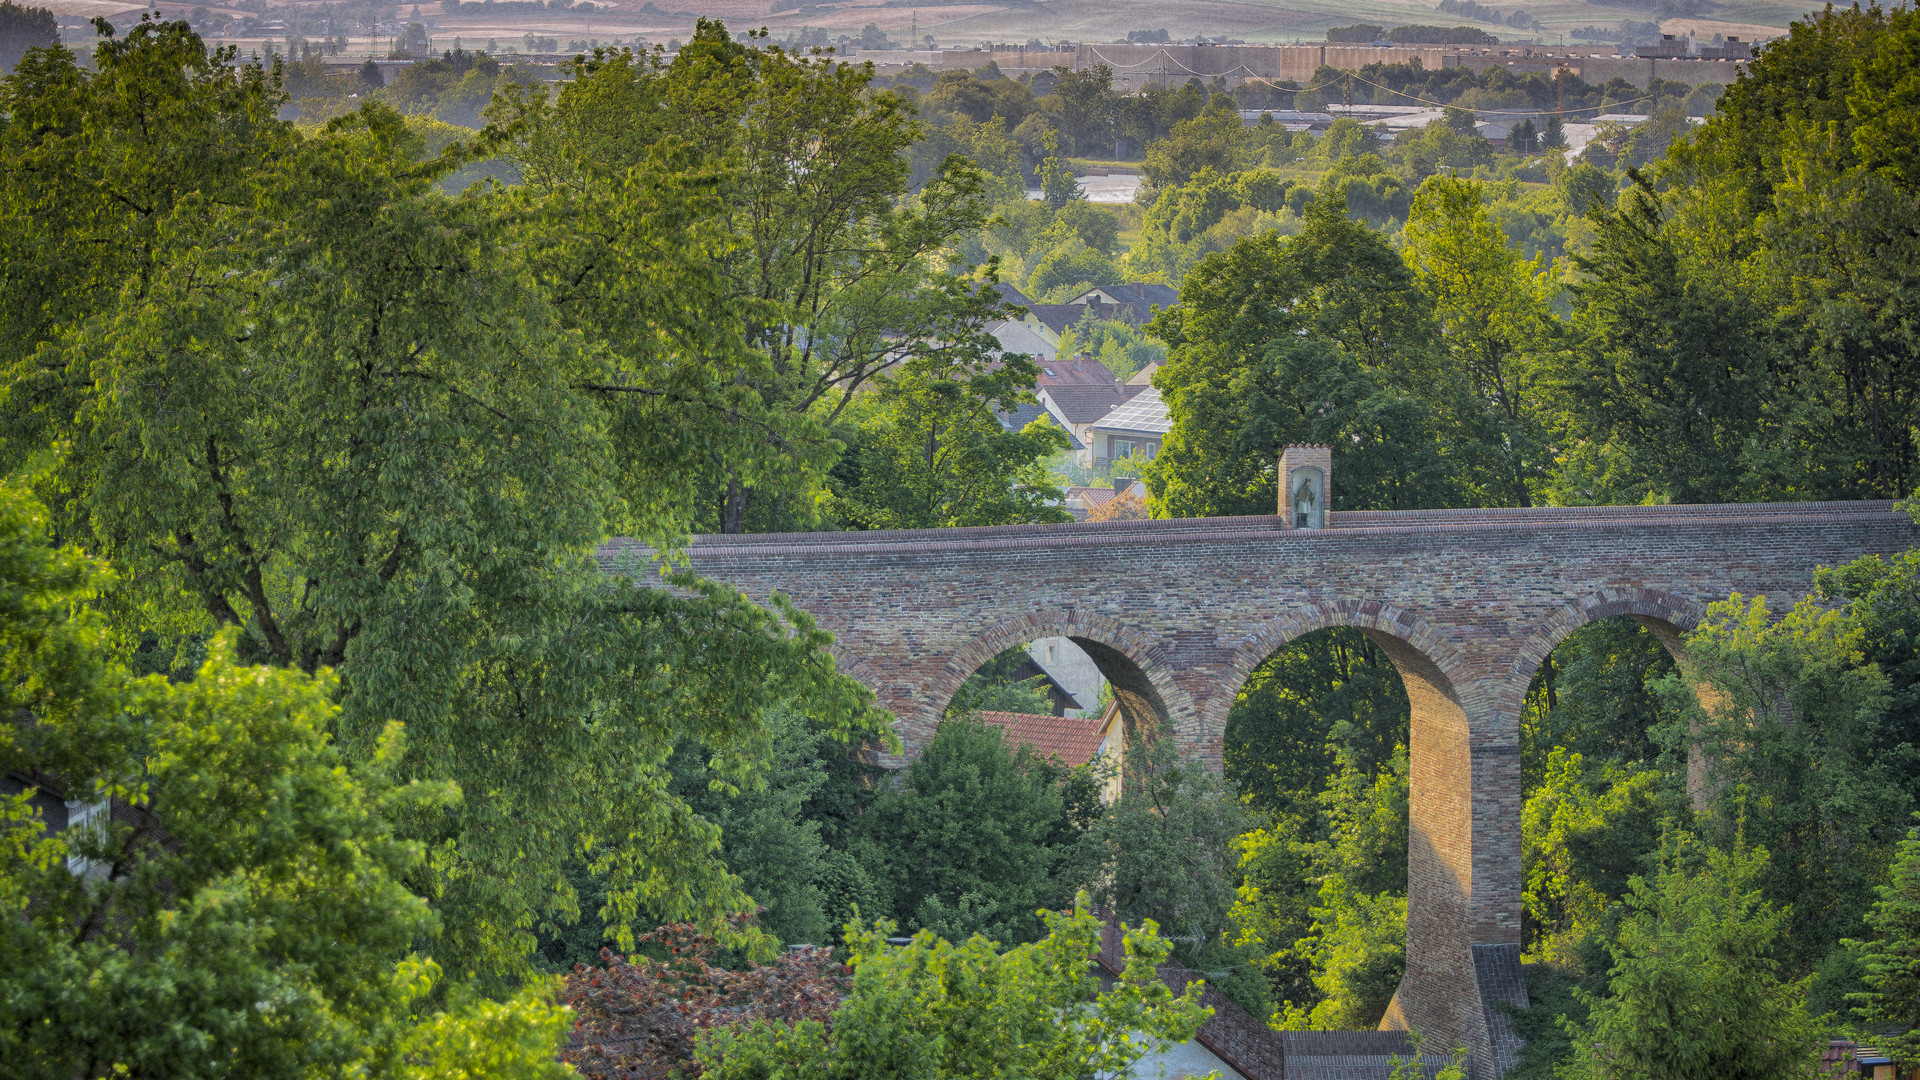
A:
1220;613;1480;1053
922;616;1184;758
1506;609;1696;1047
1225;627;1412;1029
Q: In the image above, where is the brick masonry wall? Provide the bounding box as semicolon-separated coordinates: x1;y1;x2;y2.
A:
600;500;1918;1079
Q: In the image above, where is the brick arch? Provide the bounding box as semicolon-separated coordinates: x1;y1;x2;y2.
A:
1496;587;1708;719
907;609;1195;755
1205;599;1472;741
827;647;888;705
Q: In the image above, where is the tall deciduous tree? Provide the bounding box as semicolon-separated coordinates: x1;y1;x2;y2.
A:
498;22;1022;534
1402;176;1556;507
0;476;573;1080
0;23;889;983
825;365;1069;530
1558;180;1774;505
1665;594;1904;975
1147;187;1456;519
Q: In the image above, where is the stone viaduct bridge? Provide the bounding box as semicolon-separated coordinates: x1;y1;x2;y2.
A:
603;493;1915;1077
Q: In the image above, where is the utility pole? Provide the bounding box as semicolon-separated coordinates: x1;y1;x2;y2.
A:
1342;71;1351;110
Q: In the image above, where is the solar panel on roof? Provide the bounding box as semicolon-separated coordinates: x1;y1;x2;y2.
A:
1095;387;1171;435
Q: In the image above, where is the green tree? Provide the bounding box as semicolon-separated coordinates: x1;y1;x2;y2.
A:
1848;815;1920;1070
1557;179;1774;505
871;714;1071;944
1147;187;1456;519
1815;543;1920;800
1234;744;1411;1023
670;706;838;947
1519;618;1677;790
1521;751;1669;965
0;475;573;1080
498;22;1020;534
1050;63;1115;155
1;27;889;982
1402;176;1556;506
696;898;1211;1080
1670;594;1905;974
1226;628;1409;825
0;0;56;73
1653;4;1920;499
0;20;290;373
1141;95;1250;190
1076;740;1249;948
1557;833;1824;1080
825;365;1070;529
946;645;1056;717
1036;125;1078;209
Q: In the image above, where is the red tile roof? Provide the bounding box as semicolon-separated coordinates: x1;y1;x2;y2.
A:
977;711;1109;767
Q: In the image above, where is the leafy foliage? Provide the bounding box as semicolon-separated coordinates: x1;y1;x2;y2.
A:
0;20;891;984
559;916;848;1080
1557;833;1825;1080
695;898;1212;1080
1848;815;1920;1069
0;475;572;1080
1671;594;1906;974
870;714;1071;944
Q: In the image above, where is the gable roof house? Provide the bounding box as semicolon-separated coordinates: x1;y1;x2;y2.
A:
1066;283;1180;326
1033;356;1141;465
994;400;1084;453
988;317;1058;365
1087;385;1171;470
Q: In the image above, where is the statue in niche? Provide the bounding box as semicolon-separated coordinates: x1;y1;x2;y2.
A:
1292;468;1323;529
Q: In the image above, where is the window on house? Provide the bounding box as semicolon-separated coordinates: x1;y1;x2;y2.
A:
1111;439;1134;459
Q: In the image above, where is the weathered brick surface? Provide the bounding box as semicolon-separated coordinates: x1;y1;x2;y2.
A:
600;500;1918;1078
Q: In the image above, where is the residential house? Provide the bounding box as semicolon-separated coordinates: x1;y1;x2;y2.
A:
995;399;1084;454
988;317;1058;365
1034;356;1140;465
1021;303;1096;346
1087;385;1170;469
1026;637;1102;713
977;707;1125;802
1065;283;1180;327
1126;362;1158;387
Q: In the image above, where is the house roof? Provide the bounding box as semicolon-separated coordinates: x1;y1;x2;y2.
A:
1125;361;1159;387
977;711;1110;767
1038;355;1120;388
1041;383;1135;426
985;282;1032;308
989;319;1056;363
1091;386;1171;436
997;401;1084;450
1068;284;1180;324
1026;304;1090;336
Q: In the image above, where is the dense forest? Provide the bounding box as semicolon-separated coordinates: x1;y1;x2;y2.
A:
3;4;1920;1079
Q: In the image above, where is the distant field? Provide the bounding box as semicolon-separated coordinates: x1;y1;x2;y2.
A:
36;0;1828;56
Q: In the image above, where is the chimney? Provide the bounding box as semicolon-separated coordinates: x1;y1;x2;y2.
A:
1279;445;1332;529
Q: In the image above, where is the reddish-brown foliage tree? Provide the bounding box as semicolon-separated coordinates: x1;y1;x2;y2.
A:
559;915;849;1080
1085;489;1149;521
